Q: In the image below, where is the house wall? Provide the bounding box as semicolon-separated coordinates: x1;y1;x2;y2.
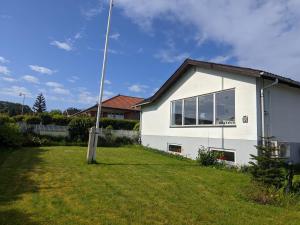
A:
141;67;258;165
266;83;300;162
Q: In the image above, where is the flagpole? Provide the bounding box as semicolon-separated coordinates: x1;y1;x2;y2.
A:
96;0;114;129
87;0;114;163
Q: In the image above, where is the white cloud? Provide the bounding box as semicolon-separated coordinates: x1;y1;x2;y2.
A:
209;55;232;64
22;75;39;84
0;56;9;64
0;65;10;75
137;48;144;54
68;76;80;83
74;32;82;40
104;79;112;84
78;89;97;104
29;65;55;75
0;86;32;97
0;14;11;19
115;0;300;79
81;2;103;20
50;40;73;51
2;77;16;82
128;84;148;93
110;32;120;40
46;81;63;88
154;49;189;63
53;87;70;95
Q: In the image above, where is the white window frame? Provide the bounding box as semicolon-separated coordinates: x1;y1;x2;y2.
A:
170;88;236;127
167;143;182;155
209;148;236;164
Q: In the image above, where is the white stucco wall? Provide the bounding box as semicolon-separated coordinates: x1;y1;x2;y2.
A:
267;84;300;143
140;67;259;164
141;67;258;141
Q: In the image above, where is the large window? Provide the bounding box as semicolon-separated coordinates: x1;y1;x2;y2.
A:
171;100;183;125
198;94;214;124
170;89;235;126
215;89;235;125
184;97;197;125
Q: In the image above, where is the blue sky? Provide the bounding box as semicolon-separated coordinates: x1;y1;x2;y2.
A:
1;0;300;110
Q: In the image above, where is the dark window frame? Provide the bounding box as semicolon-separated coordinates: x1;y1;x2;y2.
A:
168;144;182;153
170;88;236;127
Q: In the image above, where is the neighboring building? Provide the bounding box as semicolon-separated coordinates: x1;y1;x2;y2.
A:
137;59;300;165
74;94;143;120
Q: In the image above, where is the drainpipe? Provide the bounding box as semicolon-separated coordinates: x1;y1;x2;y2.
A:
260;74;279;146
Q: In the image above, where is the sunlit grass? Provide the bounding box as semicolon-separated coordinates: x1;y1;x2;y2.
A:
0;145;300;225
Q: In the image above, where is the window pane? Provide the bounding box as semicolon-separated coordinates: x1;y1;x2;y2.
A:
198;94;214;124
169;144;182;153
216;90;235;125
184;97;196;125
212;150;235;162
171;100;182;125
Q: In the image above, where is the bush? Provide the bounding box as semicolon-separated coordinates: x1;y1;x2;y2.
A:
68;117;94;142
249;141;287;189
40;113;53;125
196;146;223;166
52;115;71;126
13;115;25;122
245;183;298;206
0;114;13;124
99;118;138;130
133;122;140;131
0;122;23;147
24;115;41;125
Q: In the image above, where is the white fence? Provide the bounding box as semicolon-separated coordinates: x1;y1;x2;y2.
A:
18;122;139;139
98;129;139;139
18;123;69;137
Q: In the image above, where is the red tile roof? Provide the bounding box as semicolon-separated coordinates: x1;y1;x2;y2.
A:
102;95;144;110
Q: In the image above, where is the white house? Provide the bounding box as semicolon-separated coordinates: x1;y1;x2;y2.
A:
136;59;300;165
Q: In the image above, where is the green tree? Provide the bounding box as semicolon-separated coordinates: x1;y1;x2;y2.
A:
32;93;46;113
249;140;287;189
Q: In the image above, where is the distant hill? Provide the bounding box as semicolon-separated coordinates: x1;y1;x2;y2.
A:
0;100;32;116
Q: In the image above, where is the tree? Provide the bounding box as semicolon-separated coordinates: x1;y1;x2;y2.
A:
63;107;80;116
249;139;287;189
50;109;62;115
33;93;46;113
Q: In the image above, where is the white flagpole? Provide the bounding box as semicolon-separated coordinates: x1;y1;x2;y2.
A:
87;0;114;163
96;0;114;129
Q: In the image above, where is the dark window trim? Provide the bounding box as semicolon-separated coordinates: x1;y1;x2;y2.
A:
168;143;182;153
170;88;236;127
210;148;236;163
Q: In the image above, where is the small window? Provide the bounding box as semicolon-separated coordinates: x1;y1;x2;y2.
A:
168;144;182;153
211;149;235;162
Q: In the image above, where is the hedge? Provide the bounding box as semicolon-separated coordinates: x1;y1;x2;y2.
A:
52;115;71;126
68;117;94;142
0;118;23;147
0;114;13;124
24;116;41;125
40;113;53;125
99;118;138;130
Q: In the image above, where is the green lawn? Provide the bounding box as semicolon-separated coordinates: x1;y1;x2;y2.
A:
0;146;300;225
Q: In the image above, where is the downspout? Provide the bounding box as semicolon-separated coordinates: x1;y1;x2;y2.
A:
260;74;279;146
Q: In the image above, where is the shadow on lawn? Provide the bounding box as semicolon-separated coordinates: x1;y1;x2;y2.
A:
0;147;47;225
94;162;198;167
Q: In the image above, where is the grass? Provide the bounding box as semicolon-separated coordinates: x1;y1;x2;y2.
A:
0;145;300;225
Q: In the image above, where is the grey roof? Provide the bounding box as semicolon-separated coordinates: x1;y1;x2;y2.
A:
137;58;300;106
